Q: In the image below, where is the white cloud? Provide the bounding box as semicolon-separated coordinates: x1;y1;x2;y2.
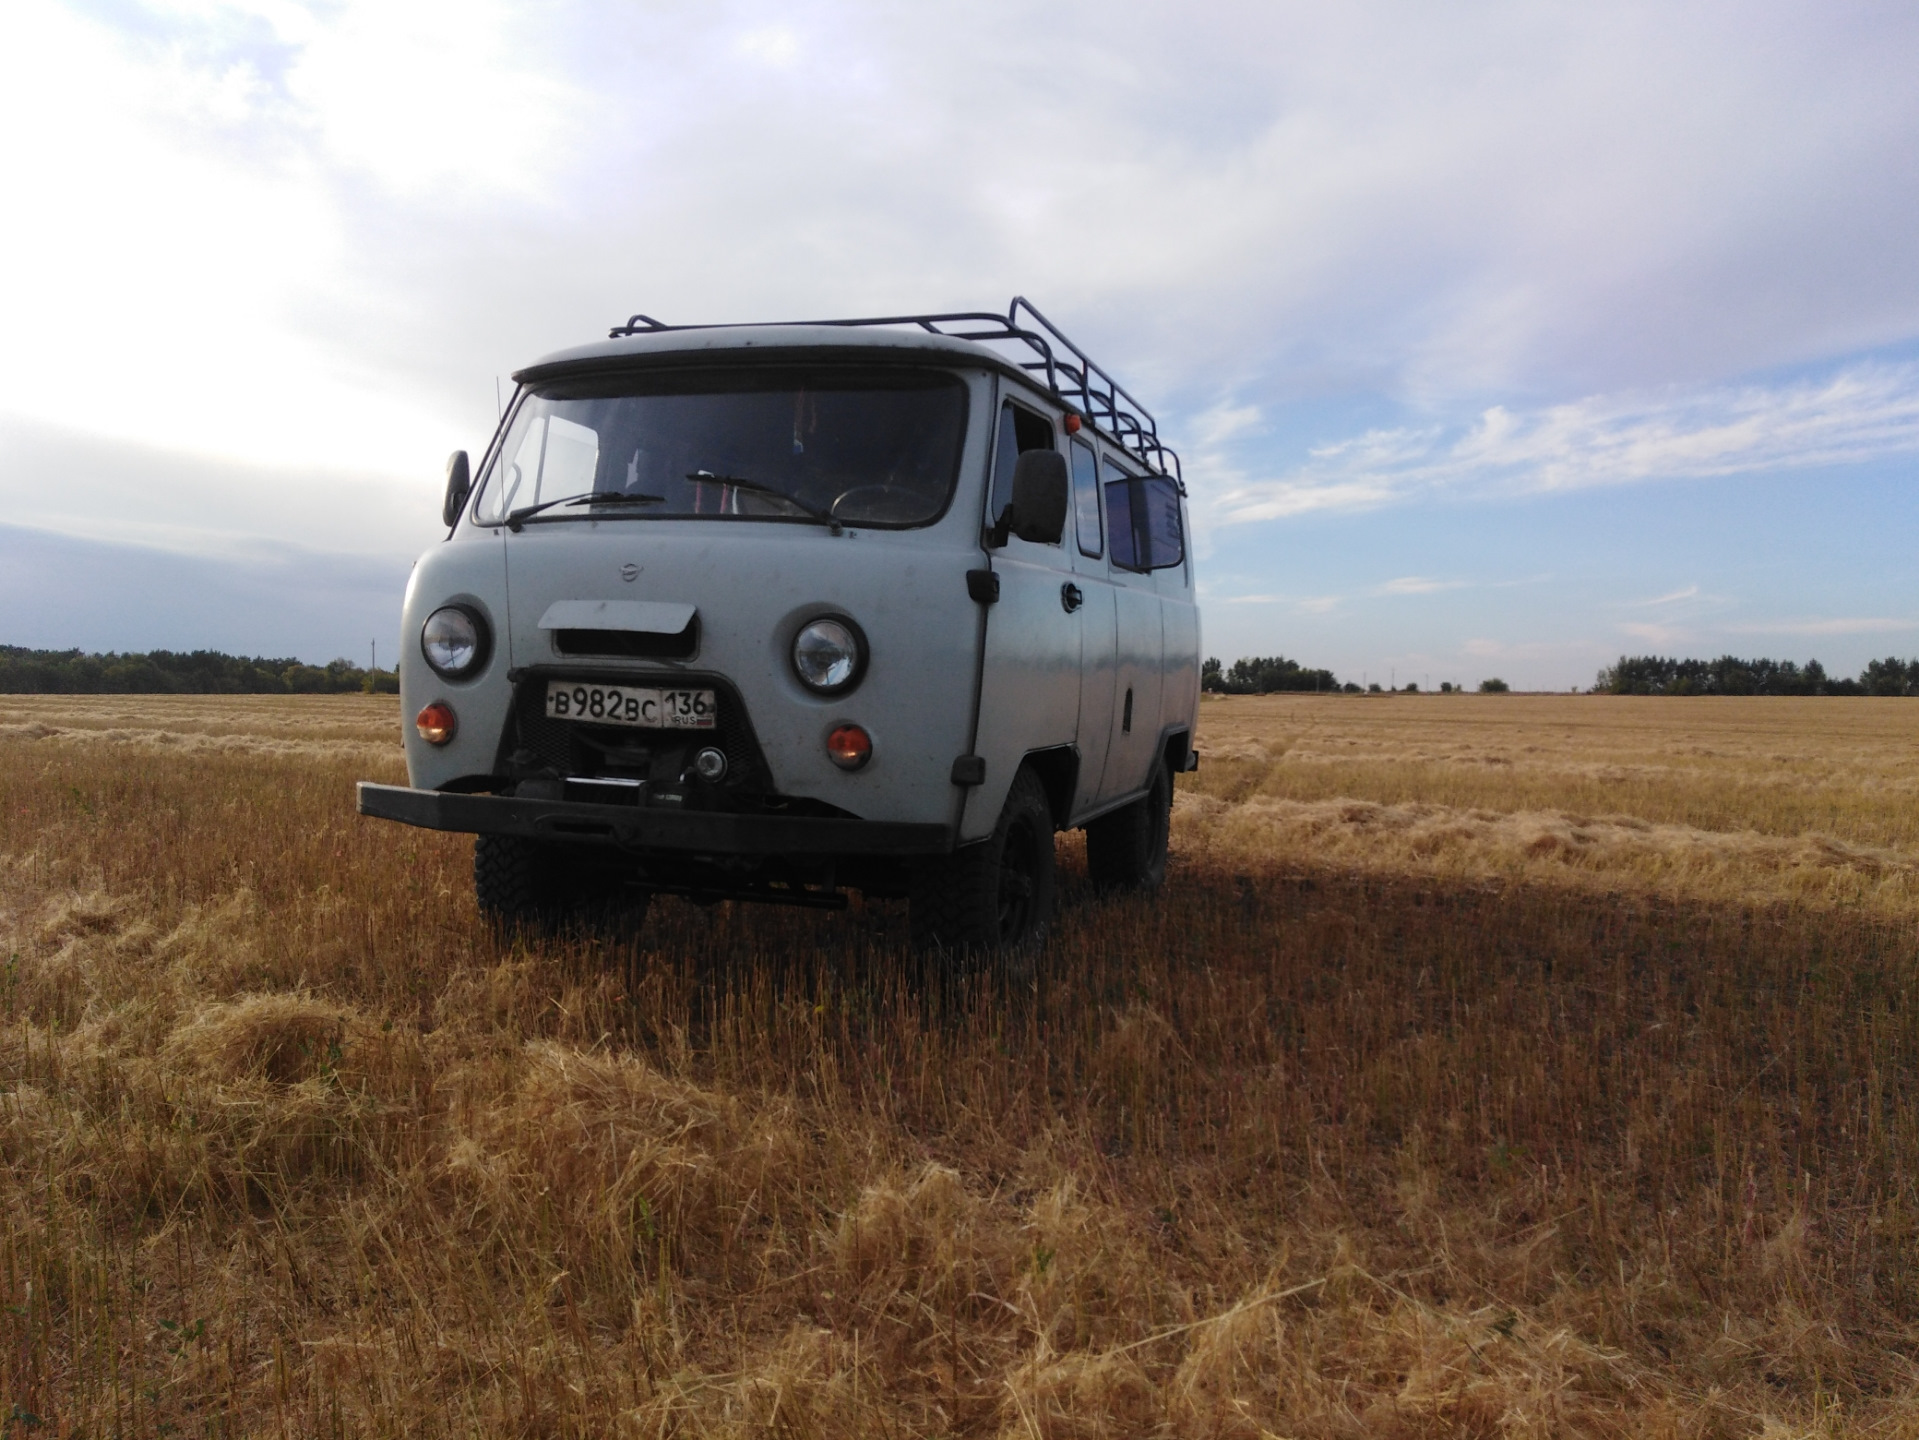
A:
1209;362;1919;523
1464;638;1590;662
1619;622;1691;647
1727;617;1919;637
282;1;584;198
0;0;552;477
0;414;442;564
1629;585;1701;607
736;25;803;68
1377;576;1466;595
1217;592;1340;613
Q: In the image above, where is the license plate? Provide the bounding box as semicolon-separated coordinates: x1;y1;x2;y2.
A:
544;681;717;730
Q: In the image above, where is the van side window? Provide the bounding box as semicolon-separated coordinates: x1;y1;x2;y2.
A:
1139;476;1185;569
1069;437;1102;558
1103;457;1139;570
1104;460;1185;572
990;399;1057;525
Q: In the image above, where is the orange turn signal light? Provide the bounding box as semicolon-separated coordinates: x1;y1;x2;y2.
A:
415;702;457;745
826;723;871;771
1063;412;1082;433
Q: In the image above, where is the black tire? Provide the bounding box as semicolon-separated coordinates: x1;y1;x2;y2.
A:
473;835;648;935
910;767;1056;959
1084;758;1171;892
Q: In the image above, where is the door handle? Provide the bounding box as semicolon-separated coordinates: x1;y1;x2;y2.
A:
1060;582;1083;613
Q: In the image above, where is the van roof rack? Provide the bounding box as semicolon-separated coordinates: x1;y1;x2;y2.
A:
608;297;1181;485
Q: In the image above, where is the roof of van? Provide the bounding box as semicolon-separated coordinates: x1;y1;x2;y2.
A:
513;299;1183;482
515;324;1024;386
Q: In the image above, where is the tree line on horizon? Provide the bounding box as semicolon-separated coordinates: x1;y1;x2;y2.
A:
1594;654;1919;696
1197;656;1512;695
1202;655;1343;694
1200;650;1919;698
1201;656;1508;694
9;642;1913;700
0;646;399;695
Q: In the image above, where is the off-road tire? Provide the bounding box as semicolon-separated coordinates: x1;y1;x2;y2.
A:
473;835;647;935
910;767;1056;962
1084;759;1171;892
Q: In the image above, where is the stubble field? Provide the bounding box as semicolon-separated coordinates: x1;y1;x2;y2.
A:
2;691;1918;1436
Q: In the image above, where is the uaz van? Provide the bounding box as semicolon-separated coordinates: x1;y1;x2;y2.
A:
357;299;1200;952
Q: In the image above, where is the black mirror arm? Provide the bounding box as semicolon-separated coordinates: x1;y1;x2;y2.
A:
984;506;1017;549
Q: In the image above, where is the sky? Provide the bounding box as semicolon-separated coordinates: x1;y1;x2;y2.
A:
1;0;1916;688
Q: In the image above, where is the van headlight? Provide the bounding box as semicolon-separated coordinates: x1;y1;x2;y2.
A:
421;605;490;679
792;616;866;695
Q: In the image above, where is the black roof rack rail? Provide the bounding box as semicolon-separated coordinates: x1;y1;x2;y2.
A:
607;297;1182;485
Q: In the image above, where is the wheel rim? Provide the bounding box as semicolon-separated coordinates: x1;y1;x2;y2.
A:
996;817;1038;942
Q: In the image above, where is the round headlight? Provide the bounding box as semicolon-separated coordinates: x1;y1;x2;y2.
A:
792;617;865;695
421;605;489;679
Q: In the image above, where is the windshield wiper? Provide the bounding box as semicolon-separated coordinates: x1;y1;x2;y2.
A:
686;471;843;534
505;491;665;531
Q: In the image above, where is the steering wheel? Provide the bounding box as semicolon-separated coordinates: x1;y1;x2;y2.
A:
830;485;924;524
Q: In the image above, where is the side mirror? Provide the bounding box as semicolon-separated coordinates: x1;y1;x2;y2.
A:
441;450;471;528
988;449;1069;547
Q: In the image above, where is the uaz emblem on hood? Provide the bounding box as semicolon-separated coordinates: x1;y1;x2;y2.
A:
620;563;640;582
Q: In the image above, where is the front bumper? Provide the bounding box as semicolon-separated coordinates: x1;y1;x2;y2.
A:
356;782;953;856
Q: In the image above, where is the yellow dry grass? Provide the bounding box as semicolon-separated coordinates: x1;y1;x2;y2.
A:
1189;692;1919;915
0;691;1915;1436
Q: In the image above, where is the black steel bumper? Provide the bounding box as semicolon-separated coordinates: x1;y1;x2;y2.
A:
355;782;953;856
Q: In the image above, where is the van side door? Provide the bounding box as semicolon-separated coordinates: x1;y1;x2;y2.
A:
1155;489;1200;754
1099;456;1166;802
1066;434;1118;818
964;396;1081;841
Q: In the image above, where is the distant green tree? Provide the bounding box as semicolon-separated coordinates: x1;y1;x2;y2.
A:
1862;657;1919;696
1594;654;1875;696
1478;678;1510;693
0;646;397;695
1201;655;1339;694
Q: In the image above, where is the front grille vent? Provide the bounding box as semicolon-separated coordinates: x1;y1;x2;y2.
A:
554;617;698;659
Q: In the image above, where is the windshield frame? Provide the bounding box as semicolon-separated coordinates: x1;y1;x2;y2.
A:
467;362;973;533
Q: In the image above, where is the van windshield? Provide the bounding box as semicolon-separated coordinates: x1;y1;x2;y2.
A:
473;368;966;529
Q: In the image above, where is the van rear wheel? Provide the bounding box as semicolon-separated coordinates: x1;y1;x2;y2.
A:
1084;760;1171;892
910;767;1056;960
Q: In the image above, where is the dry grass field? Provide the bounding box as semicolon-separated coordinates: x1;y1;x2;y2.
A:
2;690;1918;1437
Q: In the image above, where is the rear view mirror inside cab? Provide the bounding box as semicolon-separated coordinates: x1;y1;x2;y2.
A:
988;450;1069;547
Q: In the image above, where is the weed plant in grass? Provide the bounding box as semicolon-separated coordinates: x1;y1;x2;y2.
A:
0;695;1915;1435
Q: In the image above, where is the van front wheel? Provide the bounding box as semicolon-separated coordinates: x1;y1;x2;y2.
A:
1084;760;1171;892
910;767;1056;957
473;835;646;934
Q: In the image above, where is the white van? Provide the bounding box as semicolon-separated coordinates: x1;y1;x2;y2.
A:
357;299;1200;952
